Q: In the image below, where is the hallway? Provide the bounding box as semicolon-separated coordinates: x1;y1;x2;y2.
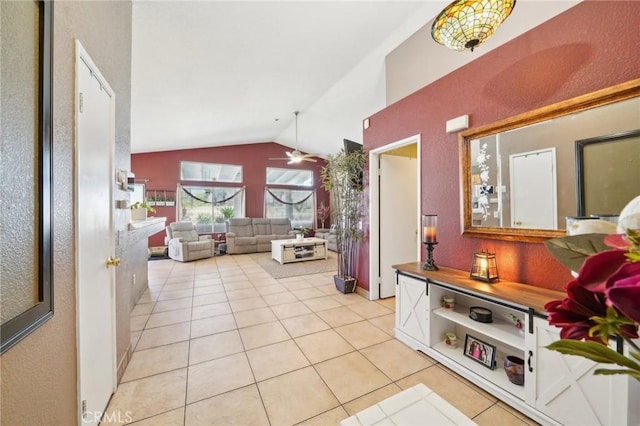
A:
104;254;536;425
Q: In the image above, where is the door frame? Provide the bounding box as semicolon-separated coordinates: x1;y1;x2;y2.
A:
74;40;117;424
368;134;421;300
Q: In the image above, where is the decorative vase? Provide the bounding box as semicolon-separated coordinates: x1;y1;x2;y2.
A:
131;208;147;221
441;296;455;310
296;234;303;241
444;332;457;348
504;355;525;386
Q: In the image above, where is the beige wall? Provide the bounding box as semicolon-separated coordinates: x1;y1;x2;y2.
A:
0;2;41;322
1;2;132;424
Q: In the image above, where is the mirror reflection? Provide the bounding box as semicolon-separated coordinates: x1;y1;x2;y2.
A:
461;81;640;241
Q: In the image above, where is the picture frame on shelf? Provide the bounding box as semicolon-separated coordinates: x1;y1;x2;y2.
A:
464;334;496;369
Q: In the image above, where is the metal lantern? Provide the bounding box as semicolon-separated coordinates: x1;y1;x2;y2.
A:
470;251;499;282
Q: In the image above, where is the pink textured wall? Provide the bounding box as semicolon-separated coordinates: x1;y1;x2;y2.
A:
132;142;328;247
362;1;640;292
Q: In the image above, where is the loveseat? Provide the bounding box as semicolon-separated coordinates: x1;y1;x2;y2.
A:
225;218;296;254
314;227;338;252
166;221;216;262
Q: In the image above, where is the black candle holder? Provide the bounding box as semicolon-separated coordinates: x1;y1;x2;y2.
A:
422;242;439;271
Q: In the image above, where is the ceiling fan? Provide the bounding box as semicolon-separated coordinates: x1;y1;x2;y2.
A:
270;111;318;164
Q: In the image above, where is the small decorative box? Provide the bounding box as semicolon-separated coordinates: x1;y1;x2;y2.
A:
469;306;493;323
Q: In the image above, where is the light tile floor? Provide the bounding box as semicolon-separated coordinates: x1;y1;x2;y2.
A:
105;255;538;425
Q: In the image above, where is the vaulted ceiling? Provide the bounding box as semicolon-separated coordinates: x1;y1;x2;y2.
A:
131;1;580;157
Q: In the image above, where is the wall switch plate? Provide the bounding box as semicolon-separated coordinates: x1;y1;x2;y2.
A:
116;200;130;209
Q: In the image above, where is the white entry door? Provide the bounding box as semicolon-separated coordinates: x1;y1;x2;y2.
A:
75;41;117;425
379;154;418;298
510;148;557;230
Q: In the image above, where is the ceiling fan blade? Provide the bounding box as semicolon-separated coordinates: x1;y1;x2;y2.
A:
302;157;317;162
269;157;291;161
285;151;294;158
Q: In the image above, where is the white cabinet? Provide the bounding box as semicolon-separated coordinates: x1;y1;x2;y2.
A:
531;317;639;426
393;264;639;426
395;273;429;351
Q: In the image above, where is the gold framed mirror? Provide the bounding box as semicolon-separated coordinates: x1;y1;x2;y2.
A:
459;79;640;242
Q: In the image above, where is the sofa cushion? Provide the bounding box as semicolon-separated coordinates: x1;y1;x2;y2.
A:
252;218;272;236
256;235;275;245
188;240;214;252
270;218;293;235
169;222;200;242
234;236;257;246
227;218;254;237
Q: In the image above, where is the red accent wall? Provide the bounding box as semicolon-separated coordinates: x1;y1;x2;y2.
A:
131;142;328;247
361;2;640;292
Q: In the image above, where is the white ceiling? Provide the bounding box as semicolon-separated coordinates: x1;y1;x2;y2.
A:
131;1;579;156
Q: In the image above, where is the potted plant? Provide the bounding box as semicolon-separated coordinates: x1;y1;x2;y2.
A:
130;201;156;221
220;205;235;220
295;226;311;241
320;147;366;293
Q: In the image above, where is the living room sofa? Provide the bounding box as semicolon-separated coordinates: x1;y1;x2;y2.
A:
165;221;215;262
225;218;296;254
314;227;338;252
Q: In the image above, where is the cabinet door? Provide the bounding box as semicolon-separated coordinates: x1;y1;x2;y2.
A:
532;317;629;425
396;275;428;345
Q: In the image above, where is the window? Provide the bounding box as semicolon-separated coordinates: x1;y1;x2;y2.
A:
266;167;314;187
265;188;315;229
178;186;245;233
181;161;242;183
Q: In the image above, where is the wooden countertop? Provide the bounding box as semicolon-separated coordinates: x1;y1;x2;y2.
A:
393;262;566;313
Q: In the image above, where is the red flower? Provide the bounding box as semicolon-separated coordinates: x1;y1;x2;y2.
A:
604;233;633;250
545;249;640;342
606;263;640;324
577;249;628;293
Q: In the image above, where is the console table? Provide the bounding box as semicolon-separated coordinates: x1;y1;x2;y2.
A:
393;263;639;426
271;238;327;264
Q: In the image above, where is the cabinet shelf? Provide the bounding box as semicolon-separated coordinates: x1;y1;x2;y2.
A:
433;306;525;350
432;342;525;401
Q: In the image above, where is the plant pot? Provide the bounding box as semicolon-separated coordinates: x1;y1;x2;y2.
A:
504;355;525;386
334;275;356;294
131;208;147;221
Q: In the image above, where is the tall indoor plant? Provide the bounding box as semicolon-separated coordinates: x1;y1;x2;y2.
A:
320;147;366;293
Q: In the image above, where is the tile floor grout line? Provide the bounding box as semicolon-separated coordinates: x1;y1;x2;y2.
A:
181;266;197;425
133;256;534;425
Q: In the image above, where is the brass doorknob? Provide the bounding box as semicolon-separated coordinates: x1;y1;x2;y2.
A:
106;256;121;267
515;221;523;226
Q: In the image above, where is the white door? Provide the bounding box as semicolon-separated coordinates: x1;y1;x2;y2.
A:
510;148;557;229
379;154;418;298
75;41;117;425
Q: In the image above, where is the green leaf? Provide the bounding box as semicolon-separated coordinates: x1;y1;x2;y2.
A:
593;368;640;380
547;340;640;371
544;233;608;272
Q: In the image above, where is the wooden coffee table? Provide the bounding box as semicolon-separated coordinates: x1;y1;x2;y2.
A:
271;237;328;264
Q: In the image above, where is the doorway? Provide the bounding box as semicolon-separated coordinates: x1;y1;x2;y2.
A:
75;41;117;425
369;135;421;300
509;148;557;229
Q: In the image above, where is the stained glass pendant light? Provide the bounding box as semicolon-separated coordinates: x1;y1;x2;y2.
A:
431;0;516;52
